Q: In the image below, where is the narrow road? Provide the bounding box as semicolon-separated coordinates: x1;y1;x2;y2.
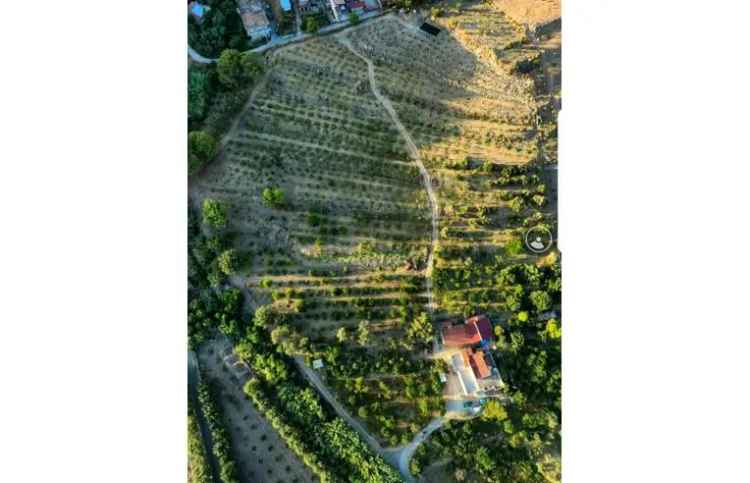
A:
388;416;445;483
188;11;386;63
338;35;439;313
293;357;383;452
188;45;216;64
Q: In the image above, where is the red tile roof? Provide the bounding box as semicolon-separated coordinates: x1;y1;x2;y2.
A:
442;321;481;347
441;315;493;347
464;349;491;379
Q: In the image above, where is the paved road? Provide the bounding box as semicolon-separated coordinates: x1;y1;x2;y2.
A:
338;34;440;313
389;417;446;483
188;11;385;63
188;45;216;64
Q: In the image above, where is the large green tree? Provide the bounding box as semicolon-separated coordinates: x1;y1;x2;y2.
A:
261;186;286;209
216;49;264;89
202;198;228;229
188;131;218;175
188;65;211;123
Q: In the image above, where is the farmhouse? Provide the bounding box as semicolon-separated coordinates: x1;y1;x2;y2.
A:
442;315;503;396
441;314;493;348
236;0;272;40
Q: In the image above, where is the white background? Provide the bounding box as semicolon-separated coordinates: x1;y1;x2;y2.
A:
1;1;749;481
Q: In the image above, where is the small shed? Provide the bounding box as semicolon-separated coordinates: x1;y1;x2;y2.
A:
312;358;325;370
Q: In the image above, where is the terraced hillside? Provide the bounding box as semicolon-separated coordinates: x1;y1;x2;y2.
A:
190;35;444;446
190;3;561;479
345;11;558;318
343;8;562;482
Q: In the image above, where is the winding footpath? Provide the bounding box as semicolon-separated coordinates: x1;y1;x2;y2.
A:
338;35;439;313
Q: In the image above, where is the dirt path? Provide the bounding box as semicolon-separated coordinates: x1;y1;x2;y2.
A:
337;35;439;313
336;33;446;482
293;357;384;452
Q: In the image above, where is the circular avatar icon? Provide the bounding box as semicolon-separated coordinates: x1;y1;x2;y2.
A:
524;226;554;254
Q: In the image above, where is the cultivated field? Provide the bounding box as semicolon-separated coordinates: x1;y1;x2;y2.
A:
190;34;443;446
189;0;561;459
198;339;315;483
345;10;558;318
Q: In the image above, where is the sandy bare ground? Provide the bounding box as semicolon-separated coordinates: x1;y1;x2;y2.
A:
492;0;560;27
197;338;315;483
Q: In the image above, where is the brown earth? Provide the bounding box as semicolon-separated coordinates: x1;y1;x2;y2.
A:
492;0;560;26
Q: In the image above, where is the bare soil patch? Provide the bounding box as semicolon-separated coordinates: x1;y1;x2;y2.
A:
492;0;560;27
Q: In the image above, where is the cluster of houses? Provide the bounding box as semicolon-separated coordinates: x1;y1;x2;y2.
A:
328;0;380;22
440;315;504;397
189;0;382;45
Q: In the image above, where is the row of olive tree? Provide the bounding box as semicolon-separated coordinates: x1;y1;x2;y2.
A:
196;380;240;483
187;401;214;483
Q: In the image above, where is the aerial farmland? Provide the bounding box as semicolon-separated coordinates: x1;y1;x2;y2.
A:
188;1;561;481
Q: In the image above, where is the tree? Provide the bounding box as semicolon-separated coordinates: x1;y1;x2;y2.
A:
188;131;218;175
216;49;264;89
336;327;349;343
530;290;552;312
254;305;276;329
506;237;523;256
253;353;289;383
262;186;286;208
188;65;211;123
307;212;322;226
481;399;508;422
543;319;562;340
348;12;360;25
303;16;320;34
217;248;237;275
202;198;228;228
406;312;433;346
357;321;370;346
